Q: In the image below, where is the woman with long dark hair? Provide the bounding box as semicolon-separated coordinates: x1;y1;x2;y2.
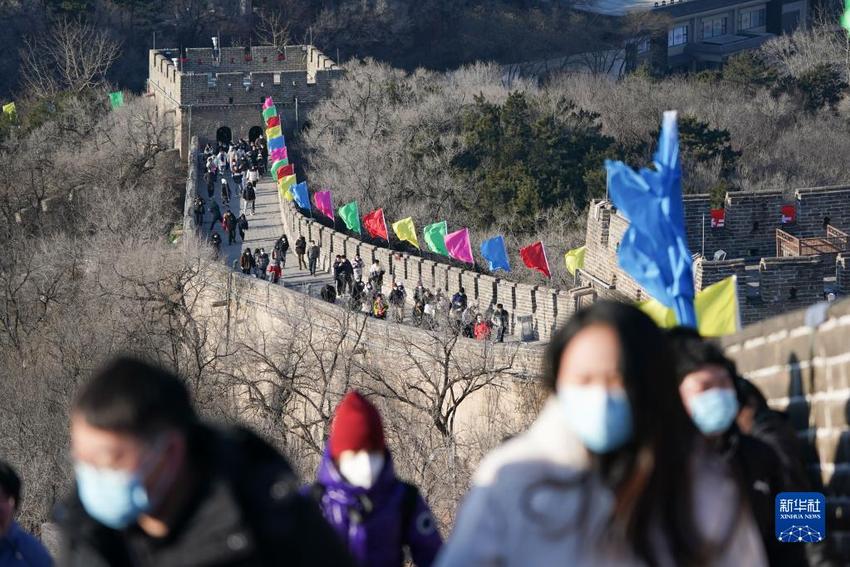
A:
436;301;766;566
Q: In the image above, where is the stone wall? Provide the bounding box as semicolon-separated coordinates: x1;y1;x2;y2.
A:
148;45;341;157
723;298;850;558
278;203;582;342
581;187;850;326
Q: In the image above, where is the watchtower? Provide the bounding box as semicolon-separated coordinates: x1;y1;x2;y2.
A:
147;44;341;157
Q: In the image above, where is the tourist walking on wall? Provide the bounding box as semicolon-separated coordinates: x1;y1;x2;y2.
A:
57;357;355;567
240;248;254;275
220;176;230;203
246;165;259;188
0;460;53;567
223;210;236;245
307;391;442;567
369;260;385;290
192;196;205;227
473;315;491;340
372;294;388;319
209;232;221;257
237;212;249;242
268;259;282;284
667;328;807;567
208;200;222;232
352;254;364;283
204;170;215;198
308;241;321;276
333;256;345;295
274;235;289;268
389;282;406;323
295;236;307;271
242;181;256;215
436;302;767;567
257;249;270;280
491;304;509;343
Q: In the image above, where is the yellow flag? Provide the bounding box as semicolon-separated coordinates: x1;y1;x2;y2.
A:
392;217;419;248
2;102;16;120
638;296;677;328
694;275;739;337
564;245;586;276
278;174;297;201
266;126;282;139
637;276;739;337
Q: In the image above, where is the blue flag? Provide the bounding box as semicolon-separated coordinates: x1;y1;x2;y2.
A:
268;136;285;151
480;235;511;272
292;182;311;211
605;111;696;327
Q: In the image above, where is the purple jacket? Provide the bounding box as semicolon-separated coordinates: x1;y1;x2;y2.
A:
305;449;442;567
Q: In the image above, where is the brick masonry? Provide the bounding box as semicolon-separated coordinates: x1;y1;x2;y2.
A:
148;45;342;157
580;187;850;327
722;297;850;558
278;202;583;342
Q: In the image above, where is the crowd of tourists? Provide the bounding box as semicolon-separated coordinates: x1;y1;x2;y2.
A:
192;139;266;256
315;255;512;341
1;300;835;566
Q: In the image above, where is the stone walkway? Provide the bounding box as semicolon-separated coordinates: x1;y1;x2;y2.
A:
198;170;517;340
201;171;334;295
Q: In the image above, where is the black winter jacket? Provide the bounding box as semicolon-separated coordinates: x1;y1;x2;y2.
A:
56;425;355;567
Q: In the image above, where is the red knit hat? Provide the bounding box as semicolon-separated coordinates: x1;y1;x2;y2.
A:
329;391;386;460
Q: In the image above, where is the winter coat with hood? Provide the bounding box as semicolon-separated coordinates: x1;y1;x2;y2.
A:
307;449;442;567
436;398;768;567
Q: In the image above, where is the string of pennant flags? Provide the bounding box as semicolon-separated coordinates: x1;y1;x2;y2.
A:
261;96;571;279
261;97;794;315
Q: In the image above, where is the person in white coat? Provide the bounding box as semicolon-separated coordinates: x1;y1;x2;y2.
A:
437;301;767;567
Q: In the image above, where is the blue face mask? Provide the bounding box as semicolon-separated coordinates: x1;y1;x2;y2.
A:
689;387;739;435
74;442;166;530
558;386;633;454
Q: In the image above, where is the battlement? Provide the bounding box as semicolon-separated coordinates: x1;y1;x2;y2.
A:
148;44;341;157
580;185;850;326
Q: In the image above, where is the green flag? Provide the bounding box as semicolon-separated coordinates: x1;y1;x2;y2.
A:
423;221;449;255
843;0;850;32
338;201;361;234
109;91;124;109
262;106;277;122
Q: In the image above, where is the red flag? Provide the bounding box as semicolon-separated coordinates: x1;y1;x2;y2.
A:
780;204;796;224
276;164;295;180
266;115;281;128
519;241;551;278
363;208;389;240
710;209;725;228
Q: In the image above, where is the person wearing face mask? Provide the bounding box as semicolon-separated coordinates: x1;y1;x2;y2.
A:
55;356;354;567
307;391;442;567
436;301;767;567
668;328;810;567
0;460;53;567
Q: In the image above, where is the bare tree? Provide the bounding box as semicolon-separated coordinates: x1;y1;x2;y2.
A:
255;9;291;51
20;18;121;99
356;325;519;439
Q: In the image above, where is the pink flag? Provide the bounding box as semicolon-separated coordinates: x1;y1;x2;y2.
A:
269;147;288;162
314;190;334;220
445;228;474;264
262;96;275;109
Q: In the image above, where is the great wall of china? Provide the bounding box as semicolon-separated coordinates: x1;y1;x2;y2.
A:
161;47;850;553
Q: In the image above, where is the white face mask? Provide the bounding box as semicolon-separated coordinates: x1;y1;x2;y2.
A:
338;451;385;489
